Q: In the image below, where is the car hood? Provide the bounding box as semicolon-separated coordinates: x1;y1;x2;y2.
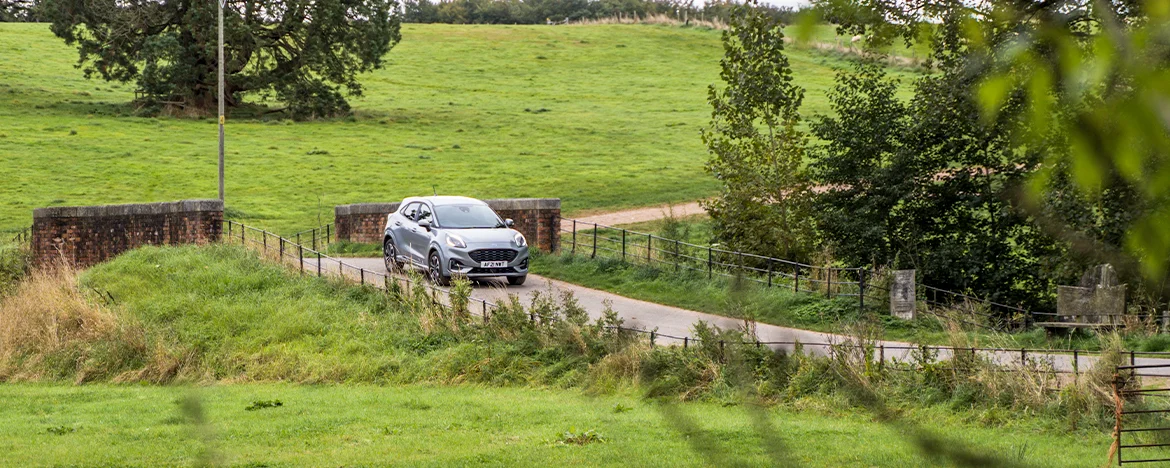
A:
443;228;522;246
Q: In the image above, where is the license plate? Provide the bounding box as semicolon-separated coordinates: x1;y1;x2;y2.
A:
481;261;508;268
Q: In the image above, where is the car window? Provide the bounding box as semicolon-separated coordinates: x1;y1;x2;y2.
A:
417;204;433;223
400;202;419;221
435;204;504;229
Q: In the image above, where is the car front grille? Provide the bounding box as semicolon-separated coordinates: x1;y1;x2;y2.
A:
469;249;517;262
469;267;518;275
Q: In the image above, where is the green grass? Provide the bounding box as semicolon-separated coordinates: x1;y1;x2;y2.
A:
0;23;920;234
0;383;1111;467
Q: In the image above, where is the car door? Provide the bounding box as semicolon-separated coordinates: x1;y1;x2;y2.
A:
406;202;435;265
391;202;420;264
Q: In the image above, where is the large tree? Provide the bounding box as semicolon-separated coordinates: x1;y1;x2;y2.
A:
701;0;817;261
42;0;401;119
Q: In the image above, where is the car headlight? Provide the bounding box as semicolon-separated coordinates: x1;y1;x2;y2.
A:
446;234;467;248
513;233;527;247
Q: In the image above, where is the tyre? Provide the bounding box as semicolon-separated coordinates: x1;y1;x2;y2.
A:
428;250;450;286
507;275;527;286
383;237;403;273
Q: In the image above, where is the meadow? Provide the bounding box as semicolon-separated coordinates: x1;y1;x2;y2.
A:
0;23;919;234
0;383;1107;467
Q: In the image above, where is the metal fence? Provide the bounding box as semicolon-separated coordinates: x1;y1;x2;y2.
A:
1113;362;1170;465
227;218;1170;384
224;220;504;321
557;217;1041;331
289;223;335;252
8;227;30;244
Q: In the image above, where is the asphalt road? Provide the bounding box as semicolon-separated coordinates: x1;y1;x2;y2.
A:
301;255;1170;377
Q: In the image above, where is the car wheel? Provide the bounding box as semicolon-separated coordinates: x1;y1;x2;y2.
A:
507;275;526;286
428;251;450;286
383;237;402;273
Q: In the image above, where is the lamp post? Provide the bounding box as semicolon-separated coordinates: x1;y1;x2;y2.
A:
217;0;225;201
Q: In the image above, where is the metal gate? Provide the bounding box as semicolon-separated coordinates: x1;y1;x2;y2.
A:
1114;363;1170;465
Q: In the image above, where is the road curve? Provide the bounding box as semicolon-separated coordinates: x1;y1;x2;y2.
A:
301;255;1170;377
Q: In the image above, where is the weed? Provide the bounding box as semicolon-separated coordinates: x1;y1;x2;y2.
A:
45;425;75;435
245;400;283;411
612;403;633;413
556;427;605;445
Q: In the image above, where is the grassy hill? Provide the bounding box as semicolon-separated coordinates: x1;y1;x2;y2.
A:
0;23;919;233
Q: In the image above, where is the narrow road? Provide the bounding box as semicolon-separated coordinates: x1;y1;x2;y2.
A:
301;255;1170;377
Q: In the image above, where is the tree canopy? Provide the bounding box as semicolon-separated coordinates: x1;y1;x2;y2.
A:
42;0;402;119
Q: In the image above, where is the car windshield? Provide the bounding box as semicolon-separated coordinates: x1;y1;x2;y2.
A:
434;204;504;229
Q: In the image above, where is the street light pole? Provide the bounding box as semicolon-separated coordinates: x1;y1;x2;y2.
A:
217;0;225;201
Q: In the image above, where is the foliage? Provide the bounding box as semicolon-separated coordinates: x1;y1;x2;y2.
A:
809;0;1170;307
40;0;401;119
0;0;41;21
701;0;817;261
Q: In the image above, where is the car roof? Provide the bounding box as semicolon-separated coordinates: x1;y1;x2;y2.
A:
401;196;488;207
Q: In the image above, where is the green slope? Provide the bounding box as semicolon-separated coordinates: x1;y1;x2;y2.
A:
0;23;919;233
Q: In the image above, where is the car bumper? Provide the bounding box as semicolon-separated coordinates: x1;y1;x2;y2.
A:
444;246;529;278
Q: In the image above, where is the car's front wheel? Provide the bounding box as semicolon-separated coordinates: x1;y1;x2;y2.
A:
428;251;450;286
383;237;403;273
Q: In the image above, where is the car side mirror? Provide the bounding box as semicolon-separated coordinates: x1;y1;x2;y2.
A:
504;218;514;227
418;219;431;230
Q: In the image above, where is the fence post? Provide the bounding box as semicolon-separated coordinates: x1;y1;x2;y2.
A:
879;345;884;372
707;247;712;279
794;266;800;292
263;231;267;250
241;225;246;243
859;269;866;312
826;269;832;299
572;220;577;255
592;224;597;258
1073;350;1079;379
298;245;304;275
650;331;655;346
317;251;322;277
1131;350;1136;366
683;337;688;349
719;340;725;362
1021;348;1026;366
228;221;232;240
622;229;626;261
312;228;317;251
326;224;331;243
280;237;284;260
647;233;652;263
674;240;680;272
360;268;365;285
767;259;773;287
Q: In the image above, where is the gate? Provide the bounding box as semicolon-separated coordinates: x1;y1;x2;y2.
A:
1114;363;1170;465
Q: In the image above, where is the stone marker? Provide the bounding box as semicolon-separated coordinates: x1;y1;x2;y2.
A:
891;269;916;320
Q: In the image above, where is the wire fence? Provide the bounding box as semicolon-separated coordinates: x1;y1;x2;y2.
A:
230;219;1170;379
556;217;1053;333
8;227;30;244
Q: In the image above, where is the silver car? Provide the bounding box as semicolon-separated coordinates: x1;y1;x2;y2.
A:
383;196;529;286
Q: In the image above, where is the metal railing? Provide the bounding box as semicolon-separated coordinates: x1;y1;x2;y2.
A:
8;227;30;244
224;220;503;320
556;216;1043;331
558;217;874;303
1114;363;1170;465
289;223;335;252
223;219;1170;382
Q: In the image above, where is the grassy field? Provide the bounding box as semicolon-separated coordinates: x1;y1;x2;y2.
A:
0;383;1110;467
0;23;919;234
